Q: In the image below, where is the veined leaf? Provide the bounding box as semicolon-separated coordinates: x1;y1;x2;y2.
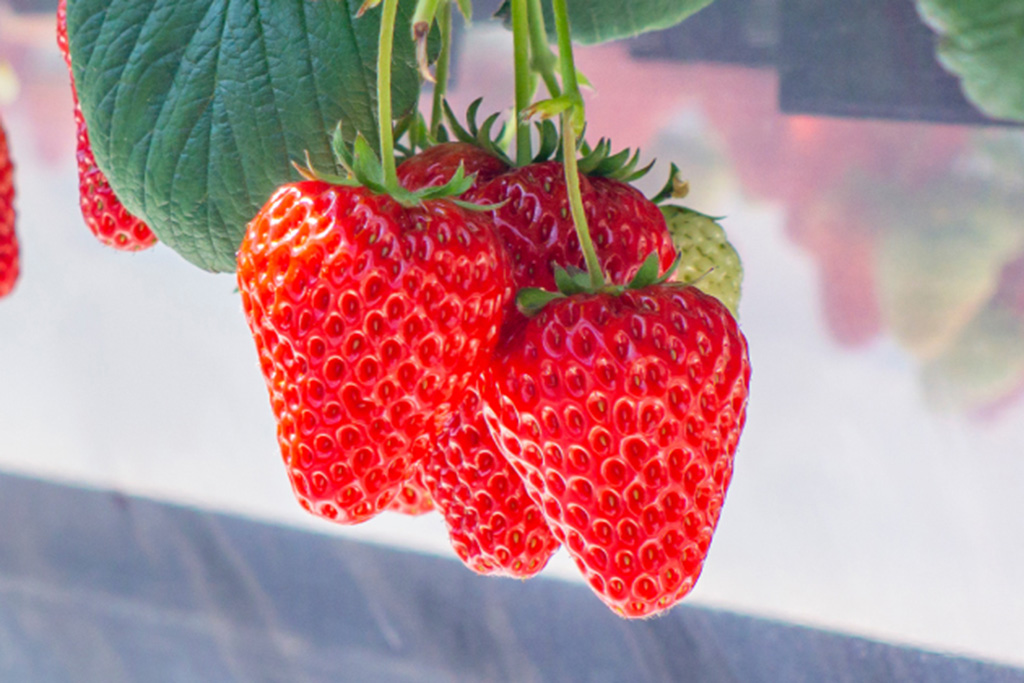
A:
68;0;424;272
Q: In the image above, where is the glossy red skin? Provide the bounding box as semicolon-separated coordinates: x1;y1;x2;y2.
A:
0;121;19;298
486;286;750;617
387;468;434;516
397;142;509;194
237;181;511;525
399;144;561;574
473;161;677;327
403;149;677;313
58;0;157;252
424;383;560;577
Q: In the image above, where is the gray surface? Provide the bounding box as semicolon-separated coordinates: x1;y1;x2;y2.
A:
0;472;1021;683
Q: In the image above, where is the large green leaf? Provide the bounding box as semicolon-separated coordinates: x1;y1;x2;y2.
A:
917;0;1024;123
496;0;716;45
68;0;424;272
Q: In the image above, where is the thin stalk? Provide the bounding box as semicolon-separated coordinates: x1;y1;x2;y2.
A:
560;116;603;288
430;0;453;138
511;0;532;165
377;0;400;189
527;0;561;97
551;0;602;288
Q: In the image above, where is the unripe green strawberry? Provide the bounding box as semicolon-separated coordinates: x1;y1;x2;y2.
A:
922;304;1024;415
663;206;742;318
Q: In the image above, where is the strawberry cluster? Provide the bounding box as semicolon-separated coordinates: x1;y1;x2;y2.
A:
237;141;750;618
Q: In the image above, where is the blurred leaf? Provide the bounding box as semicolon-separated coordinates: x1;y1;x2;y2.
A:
917;0;1024;122
496;0;716;45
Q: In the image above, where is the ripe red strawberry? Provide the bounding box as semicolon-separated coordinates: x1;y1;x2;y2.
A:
57;0;157;251
0;119;19;299
237;181;510;525
485;285;750;617
397;142;509;193
423;382;561;576
473;161;677;322
404;149;679;317
387;468;434;516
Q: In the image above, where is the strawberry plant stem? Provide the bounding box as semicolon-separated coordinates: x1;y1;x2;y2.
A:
551;0;604;289
377;0;400;190
511;0;532;165
430;1;452;138
528;0;561;97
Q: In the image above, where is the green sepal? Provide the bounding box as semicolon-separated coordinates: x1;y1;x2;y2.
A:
455;0;472;22
626;253;662;290
316;129;482;206
533;120;560;162
442;98;514;165
351;135;389;193
331;123;356;174
652;250;685;285
517;287;566;316
651;163;690;204
553;265;591;295
451;198;506;211
415;162;476;199
524;93;578;122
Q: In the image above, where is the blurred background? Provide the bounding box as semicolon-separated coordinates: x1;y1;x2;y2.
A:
1;0;1023;673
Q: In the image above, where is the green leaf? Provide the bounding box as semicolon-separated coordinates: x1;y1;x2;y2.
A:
68;0;424;272
496;0;716;45
916;0;1024;122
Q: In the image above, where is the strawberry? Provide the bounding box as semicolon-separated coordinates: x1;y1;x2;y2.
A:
663;205;742;318
387;468;434;516
237;180;510;525
0;118;19;299
57;0;157;251
397;142;509;194
423;382;561;576
485;285;750;617
473;161;677;324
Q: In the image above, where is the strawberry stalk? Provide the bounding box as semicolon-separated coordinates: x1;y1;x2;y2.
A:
511;0;533;165
429;1;453;138
528;0;561;97
550;0;604;289
376;0;401;192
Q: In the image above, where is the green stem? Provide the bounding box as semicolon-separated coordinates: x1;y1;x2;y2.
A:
551;0;602;288
560;114;603;288
511;0;532;165
430;1;452;138
527;0;561;97
377;0;400;189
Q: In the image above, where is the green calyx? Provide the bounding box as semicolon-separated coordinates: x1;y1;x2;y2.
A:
294;124;481;209
437;98;655;183
650;163;693;204
516;251;684;316
442;99;515;166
